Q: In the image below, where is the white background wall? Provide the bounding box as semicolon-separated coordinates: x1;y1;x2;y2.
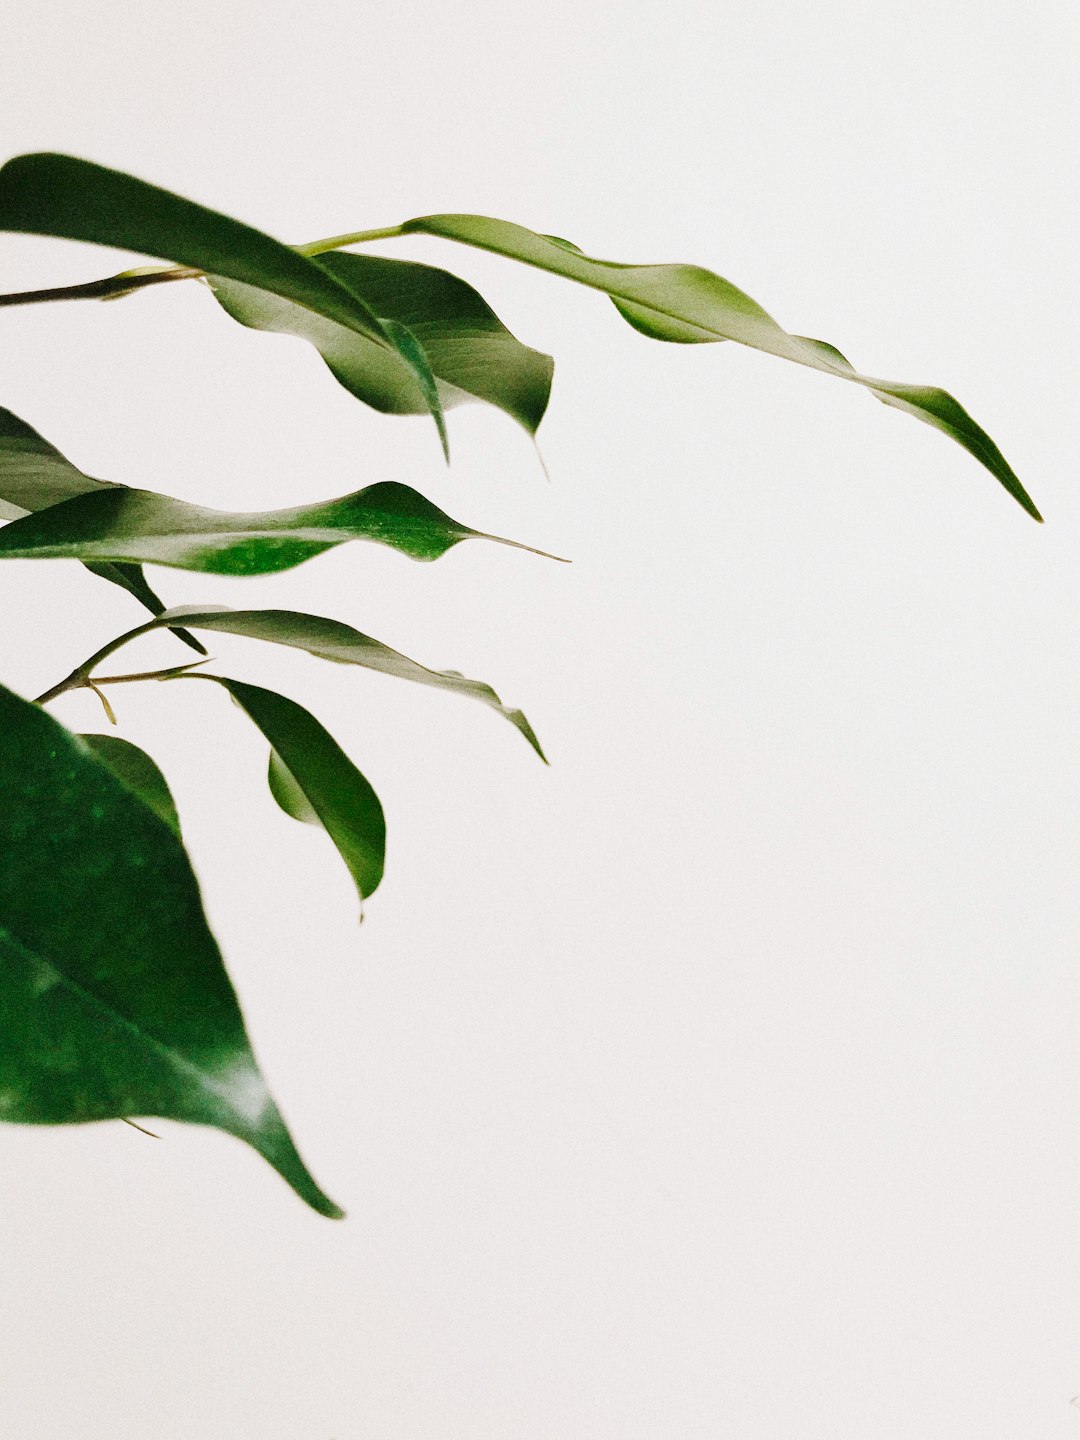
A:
1;1;1078;1435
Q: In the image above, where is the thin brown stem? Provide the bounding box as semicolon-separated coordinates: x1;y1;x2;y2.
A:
0;225;405;310
33;617;174;706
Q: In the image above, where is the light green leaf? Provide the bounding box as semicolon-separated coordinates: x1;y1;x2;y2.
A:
0;681;341;1218
0;477;559;575
0;153;447;457
78;731;182;838
145;606;546;760
388;214;1040;520
194;676;385;902
0;408;206;653
207;250;553;434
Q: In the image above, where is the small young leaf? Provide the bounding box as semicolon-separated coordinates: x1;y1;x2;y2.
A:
0;153;447;455
193;676;385;902
0;682;341;1218
146;606;547;760
0;478;559;575
78;731;182;838
389;214;1040;520
208;251;553;434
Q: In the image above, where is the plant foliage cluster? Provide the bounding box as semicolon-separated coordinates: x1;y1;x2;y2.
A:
0;153;1037;1215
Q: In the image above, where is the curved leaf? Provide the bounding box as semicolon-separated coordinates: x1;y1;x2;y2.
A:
0;153;447;456
208;251;553;434
0;408;206;652
78;732;182;838
142;606;546;760
390;214;1040;520
193;676;385;903
0;681;341;1218
0;477;559;575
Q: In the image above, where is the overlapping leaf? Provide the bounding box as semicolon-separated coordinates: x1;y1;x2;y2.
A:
0;408;205;651
384;214;1040;520
0;152;447;455
187;675;386;902
0;682;341;1217
208;251;553;434
0;475;559;575
78;731;182;838
132;606;546;759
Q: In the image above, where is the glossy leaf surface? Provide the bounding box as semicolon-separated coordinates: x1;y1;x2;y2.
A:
392;214;1039;519
146;606;546;760
0;682;341;1217
78;731;182;838
193;676;385;902
0;153;447;455
0;408;205;652
0;478;555;575
209;251;553;434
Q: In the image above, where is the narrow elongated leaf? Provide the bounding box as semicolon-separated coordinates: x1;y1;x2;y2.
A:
0;153;447;455
0;682;341;1218
190;676;385;902
140;606;546;760
389;214;1039;520
0;477;558;575
208;251;553;434
78;731;182;838
0;408;205;652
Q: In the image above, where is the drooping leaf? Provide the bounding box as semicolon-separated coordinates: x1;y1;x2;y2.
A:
0;477;559;575
207;250;553;434
0;153;447;456
189;675;385;902
0;681;341;1218
139;606;546;760
0;408;206;653
385;214;1040;520
0;406;114;519
78;731;182;838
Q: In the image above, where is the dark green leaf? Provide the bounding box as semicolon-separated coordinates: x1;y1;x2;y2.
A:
193;676;385;902
0;477;559;575
0;153;447;456
207;251;553;434
0;408;205;652
78;732;182;838
391;214;1040;520
146;606;546;760
0;682;341;1218
0;406;114;518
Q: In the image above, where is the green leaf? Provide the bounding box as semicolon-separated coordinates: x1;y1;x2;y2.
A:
390;214;1040;520
0;408;206;653
207;251;553;434
78;731;182;838
145;606;546;760
0;477;559;575
194;676;385;903
0;406;114;519
0;681;341;1218
0;153;447;457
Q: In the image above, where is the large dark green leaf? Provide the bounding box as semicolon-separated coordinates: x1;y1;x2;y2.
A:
0;477;558;575
0;681;341;1218
137;606;546;760
78;731;182;838
386;214;1039;520
0;408;206;651
189;676;385;903
0;153;447;456
208;251;553;434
